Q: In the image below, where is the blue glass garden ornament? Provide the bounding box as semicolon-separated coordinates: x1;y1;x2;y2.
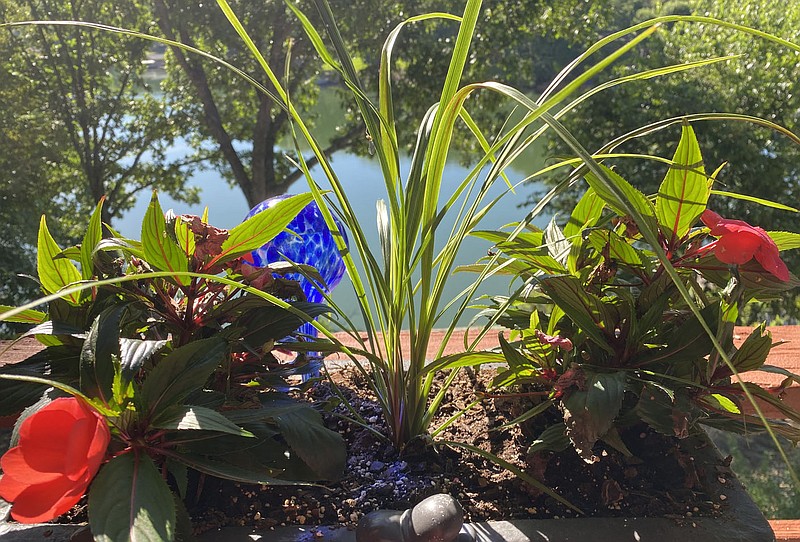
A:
245;195;348;378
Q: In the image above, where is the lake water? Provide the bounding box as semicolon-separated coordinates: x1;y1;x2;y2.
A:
115;129;550;327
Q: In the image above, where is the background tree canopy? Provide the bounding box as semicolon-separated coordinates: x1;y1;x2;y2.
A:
1;0;798;327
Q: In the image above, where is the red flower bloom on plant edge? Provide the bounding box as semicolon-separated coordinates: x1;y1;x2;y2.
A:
0;397;110;523
700;210;790;282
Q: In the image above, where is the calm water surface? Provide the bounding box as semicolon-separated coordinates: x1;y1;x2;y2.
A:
116;138;550;327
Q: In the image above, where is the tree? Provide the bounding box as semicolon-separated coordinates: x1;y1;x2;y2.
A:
151;0;381;208
0;0;195;225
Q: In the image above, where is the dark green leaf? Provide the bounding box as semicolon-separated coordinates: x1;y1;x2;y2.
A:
633;302;720;366
153;405;254;437
119;338;167;387
89;453;175;542
139;338;227;412
656;124;709;246
232;302;331;347
172;453;294;485
0;346;80;416
141;191;189;286
527;423;570;454
218;193;314;264
635;383;679;437
80;307;124;404
730;323;772;373
227;394;346;481
563;371;626;462
37;215;82;305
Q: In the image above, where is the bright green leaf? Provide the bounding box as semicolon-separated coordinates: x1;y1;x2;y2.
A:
174;216;196;259
564;188;603;240
0;306;47;324
37;215;82;305
141;191;189;286
656;123;709;246
80;197;105;280
217;193;314;264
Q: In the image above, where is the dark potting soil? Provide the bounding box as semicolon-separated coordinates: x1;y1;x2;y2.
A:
189;367;730;535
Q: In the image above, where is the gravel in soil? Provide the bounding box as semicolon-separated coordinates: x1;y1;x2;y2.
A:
190;367;724;534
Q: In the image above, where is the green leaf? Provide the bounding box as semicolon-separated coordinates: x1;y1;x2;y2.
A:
498;333;534;371
656;123;709;246
527;423;570;454
80;197;105;280
538;275;614;353
119;338;168;388
218;193;314;264
153;405;254;437
635;383;680;437
563;371;626;462
584;166;656;230
141;191;189;286
473;228;567;275
37;215;82;305
226;394;346;481
174;216;196;259
231;302;331;348
769;231;800;251
171;453;293;486
139;338;227;412
585;230;642;267
420;350;506;376
0;306;46;324
730;323;772;373
703;394;741;414
544;217;570;264
564;188;603;240
80;307;124;404
0;346;80;416
633;302;719;366
89;453;175;542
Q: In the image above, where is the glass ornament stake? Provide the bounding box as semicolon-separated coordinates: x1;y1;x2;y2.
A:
245;195;348;378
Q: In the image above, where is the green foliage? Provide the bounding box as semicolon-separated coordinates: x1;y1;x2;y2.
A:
0;194;345;539
476;126;800;462
530;0;800;321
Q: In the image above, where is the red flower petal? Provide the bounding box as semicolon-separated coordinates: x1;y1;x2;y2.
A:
0;398;110;523
0;447;62;485
5;475;88;524
756;242;791;282
714;231;760;264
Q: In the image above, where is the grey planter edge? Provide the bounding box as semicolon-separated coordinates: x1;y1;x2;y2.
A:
0;433;775;542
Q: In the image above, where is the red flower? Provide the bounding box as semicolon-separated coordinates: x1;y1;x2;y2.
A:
0;397;110;523
700;210;790;281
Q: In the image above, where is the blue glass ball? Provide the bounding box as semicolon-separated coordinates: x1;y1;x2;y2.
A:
245;195;348;304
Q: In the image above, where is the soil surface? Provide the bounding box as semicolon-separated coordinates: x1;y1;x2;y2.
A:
189;367;728;534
